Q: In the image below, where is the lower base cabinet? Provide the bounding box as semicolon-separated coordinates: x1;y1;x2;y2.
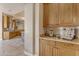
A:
3;31;21;39
39;38;79;56
56;48;76;56
39;39;57;56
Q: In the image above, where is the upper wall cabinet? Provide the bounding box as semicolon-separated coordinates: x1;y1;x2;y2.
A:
3;15;10;29
48;4;59;25
74;4;79;26
58;4;73;26
43;3;79;27
43;4;49;27
43;4;59;27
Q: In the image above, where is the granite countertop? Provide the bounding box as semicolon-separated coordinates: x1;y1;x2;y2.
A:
40;36;79;45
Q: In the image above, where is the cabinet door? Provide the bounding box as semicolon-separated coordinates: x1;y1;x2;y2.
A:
39;39;77;56
43;4;49;27
39;39;56;56
48;4;59;25
74;4;79;25
59;4;73;26
3;15;10;29
57;48;76;56
43;4;59;27
44;43;53;56
39;39;45;56
55;41;76;56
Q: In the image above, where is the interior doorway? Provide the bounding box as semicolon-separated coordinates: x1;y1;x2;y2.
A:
1;3;25;56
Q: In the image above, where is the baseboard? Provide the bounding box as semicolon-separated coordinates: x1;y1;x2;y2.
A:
24;51;39;56
24;51;34;56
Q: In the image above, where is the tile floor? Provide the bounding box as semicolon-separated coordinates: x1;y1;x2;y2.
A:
0;36;26;56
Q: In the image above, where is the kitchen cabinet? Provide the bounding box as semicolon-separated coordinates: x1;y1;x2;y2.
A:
43;4;49;27
55;47;76;56
48;4;59;25
43;4;59;27
58;4;73;25
73;4;79;25
39;38;79;56
39;39;46;56
3;15;10;29
40;39;57;56
3;31;21;40
43;4;79;26
12;20;17;31
55;41;76;56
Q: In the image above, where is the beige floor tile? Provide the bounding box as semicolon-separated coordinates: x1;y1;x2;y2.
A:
0;37;25;56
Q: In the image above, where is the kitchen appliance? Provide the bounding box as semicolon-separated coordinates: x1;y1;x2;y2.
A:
57;27;75;40
76;26;79;38
47;27;54;37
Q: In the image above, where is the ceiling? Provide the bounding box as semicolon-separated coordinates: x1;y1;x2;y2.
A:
0;3;25;15
14;11;24;17
13;11;24;20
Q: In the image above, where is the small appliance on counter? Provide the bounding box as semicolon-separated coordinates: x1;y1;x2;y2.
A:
48;30;54;37
44;27;54;37
47;27;54;37
57;27;75;40
76;26;79;39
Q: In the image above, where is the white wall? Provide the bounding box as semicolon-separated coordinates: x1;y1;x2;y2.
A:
24;4;35;55
0;5;3;55
35;4;40;56
24;3;43;56
0;6;2;40
35;3;43;55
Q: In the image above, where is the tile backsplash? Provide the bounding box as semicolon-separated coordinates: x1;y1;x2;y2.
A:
44;26;79;40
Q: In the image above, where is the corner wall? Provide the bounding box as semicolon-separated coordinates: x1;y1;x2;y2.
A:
0;6;2;40
24;4;35;55
0;5;3;55
24;3;43;56
35;3;43;56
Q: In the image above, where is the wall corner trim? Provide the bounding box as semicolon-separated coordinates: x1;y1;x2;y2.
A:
24;50;39;56
24;50;34;56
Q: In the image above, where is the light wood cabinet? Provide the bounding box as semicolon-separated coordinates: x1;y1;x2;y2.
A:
55;41;76;56
43;4;49;27
58;4;73;25
12;20;17;31
73;4;79;25
43;4;59;27
40;38;79;56
55;47;76;56
43;3;79;26
39;39;46;56
40;39;56;56
3;15;10;29
48;4;59;25
3;31;21;40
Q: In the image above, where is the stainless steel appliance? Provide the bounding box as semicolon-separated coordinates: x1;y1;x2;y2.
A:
57;27;75;40
76;27;79;38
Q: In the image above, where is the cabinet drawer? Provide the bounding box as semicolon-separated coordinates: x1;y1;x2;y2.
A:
74;45;79;50
56;41;75;49
46;40;56;46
